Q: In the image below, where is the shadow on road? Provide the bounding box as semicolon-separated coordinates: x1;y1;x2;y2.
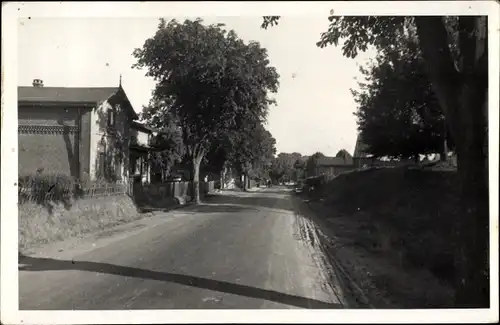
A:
18;253;343;309
180;203;259;214
252;189;294;195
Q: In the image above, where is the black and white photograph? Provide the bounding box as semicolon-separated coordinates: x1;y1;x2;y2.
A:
1;1;498;324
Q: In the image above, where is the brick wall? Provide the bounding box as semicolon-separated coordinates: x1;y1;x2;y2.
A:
18;105;82;178
18;131;78;177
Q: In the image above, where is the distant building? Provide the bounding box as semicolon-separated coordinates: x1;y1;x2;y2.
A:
314;152;355;178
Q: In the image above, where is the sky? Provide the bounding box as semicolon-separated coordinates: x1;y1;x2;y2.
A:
18;16;376;157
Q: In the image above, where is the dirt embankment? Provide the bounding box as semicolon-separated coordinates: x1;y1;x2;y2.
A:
298;166;461;308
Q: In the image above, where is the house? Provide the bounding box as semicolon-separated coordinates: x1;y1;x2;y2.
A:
315;152;354;178
18;78;141;185
129;121;160;184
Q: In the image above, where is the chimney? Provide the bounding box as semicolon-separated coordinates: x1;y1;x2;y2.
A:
32;79;44;87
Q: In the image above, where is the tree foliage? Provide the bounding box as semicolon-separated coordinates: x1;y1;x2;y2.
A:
351;41;451;159
335;149;351;159
269;152;302;183
134;18;279;202
140;101;184;178
225;122;277;181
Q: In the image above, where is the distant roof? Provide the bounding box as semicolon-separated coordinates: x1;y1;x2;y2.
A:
317;156;353;166
18;86;138;120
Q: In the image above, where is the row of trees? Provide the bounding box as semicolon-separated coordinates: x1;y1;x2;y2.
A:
133;18;279;203
262;15;489;307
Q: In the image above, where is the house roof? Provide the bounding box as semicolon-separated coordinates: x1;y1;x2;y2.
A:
18;86;138;120
317;156;353;166
18;86;119;103
131;121;156;134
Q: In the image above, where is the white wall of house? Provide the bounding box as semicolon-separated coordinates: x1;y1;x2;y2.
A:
89;99;130;184
136;129;150;147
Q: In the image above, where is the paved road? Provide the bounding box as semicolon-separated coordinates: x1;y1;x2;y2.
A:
19;187;347;309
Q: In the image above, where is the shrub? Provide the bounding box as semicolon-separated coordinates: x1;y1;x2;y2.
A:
18;173;77;203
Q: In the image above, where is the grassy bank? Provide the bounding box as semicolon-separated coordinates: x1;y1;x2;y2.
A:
306;166;462;307
19;194;144;252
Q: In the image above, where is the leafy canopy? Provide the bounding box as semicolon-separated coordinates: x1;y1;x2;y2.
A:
133;18;280;160
351;32;450;159
140;99;185;175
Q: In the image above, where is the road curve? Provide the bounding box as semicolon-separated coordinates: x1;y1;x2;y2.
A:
19;187;346;309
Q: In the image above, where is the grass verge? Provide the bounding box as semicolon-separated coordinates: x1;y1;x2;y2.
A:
304;166;461;307
19;194;146;252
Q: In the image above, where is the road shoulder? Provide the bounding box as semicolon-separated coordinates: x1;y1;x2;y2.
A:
19;209;193;261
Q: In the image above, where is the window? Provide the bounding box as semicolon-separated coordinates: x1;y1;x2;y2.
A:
107;107;115;127
130;155;137;175
142;157;148;176
115;158;122;180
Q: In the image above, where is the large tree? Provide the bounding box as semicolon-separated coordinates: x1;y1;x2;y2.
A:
262;15;489;307
248;126;277;182
134;18;279;203
270;152;302;183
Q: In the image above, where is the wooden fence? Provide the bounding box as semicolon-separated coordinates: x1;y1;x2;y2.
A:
132;180;215;202
18;179;127;204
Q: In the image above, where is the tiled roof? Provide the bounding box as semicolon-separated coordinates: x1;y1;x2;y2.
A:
18;86;138;120
18;86;119;103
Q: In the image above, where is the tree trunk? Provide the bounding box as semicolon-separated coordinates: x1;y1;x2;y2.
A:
453;85;489;308
242;173;247;191
415;16;489;307
440;119;449;162
192;155;202;204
